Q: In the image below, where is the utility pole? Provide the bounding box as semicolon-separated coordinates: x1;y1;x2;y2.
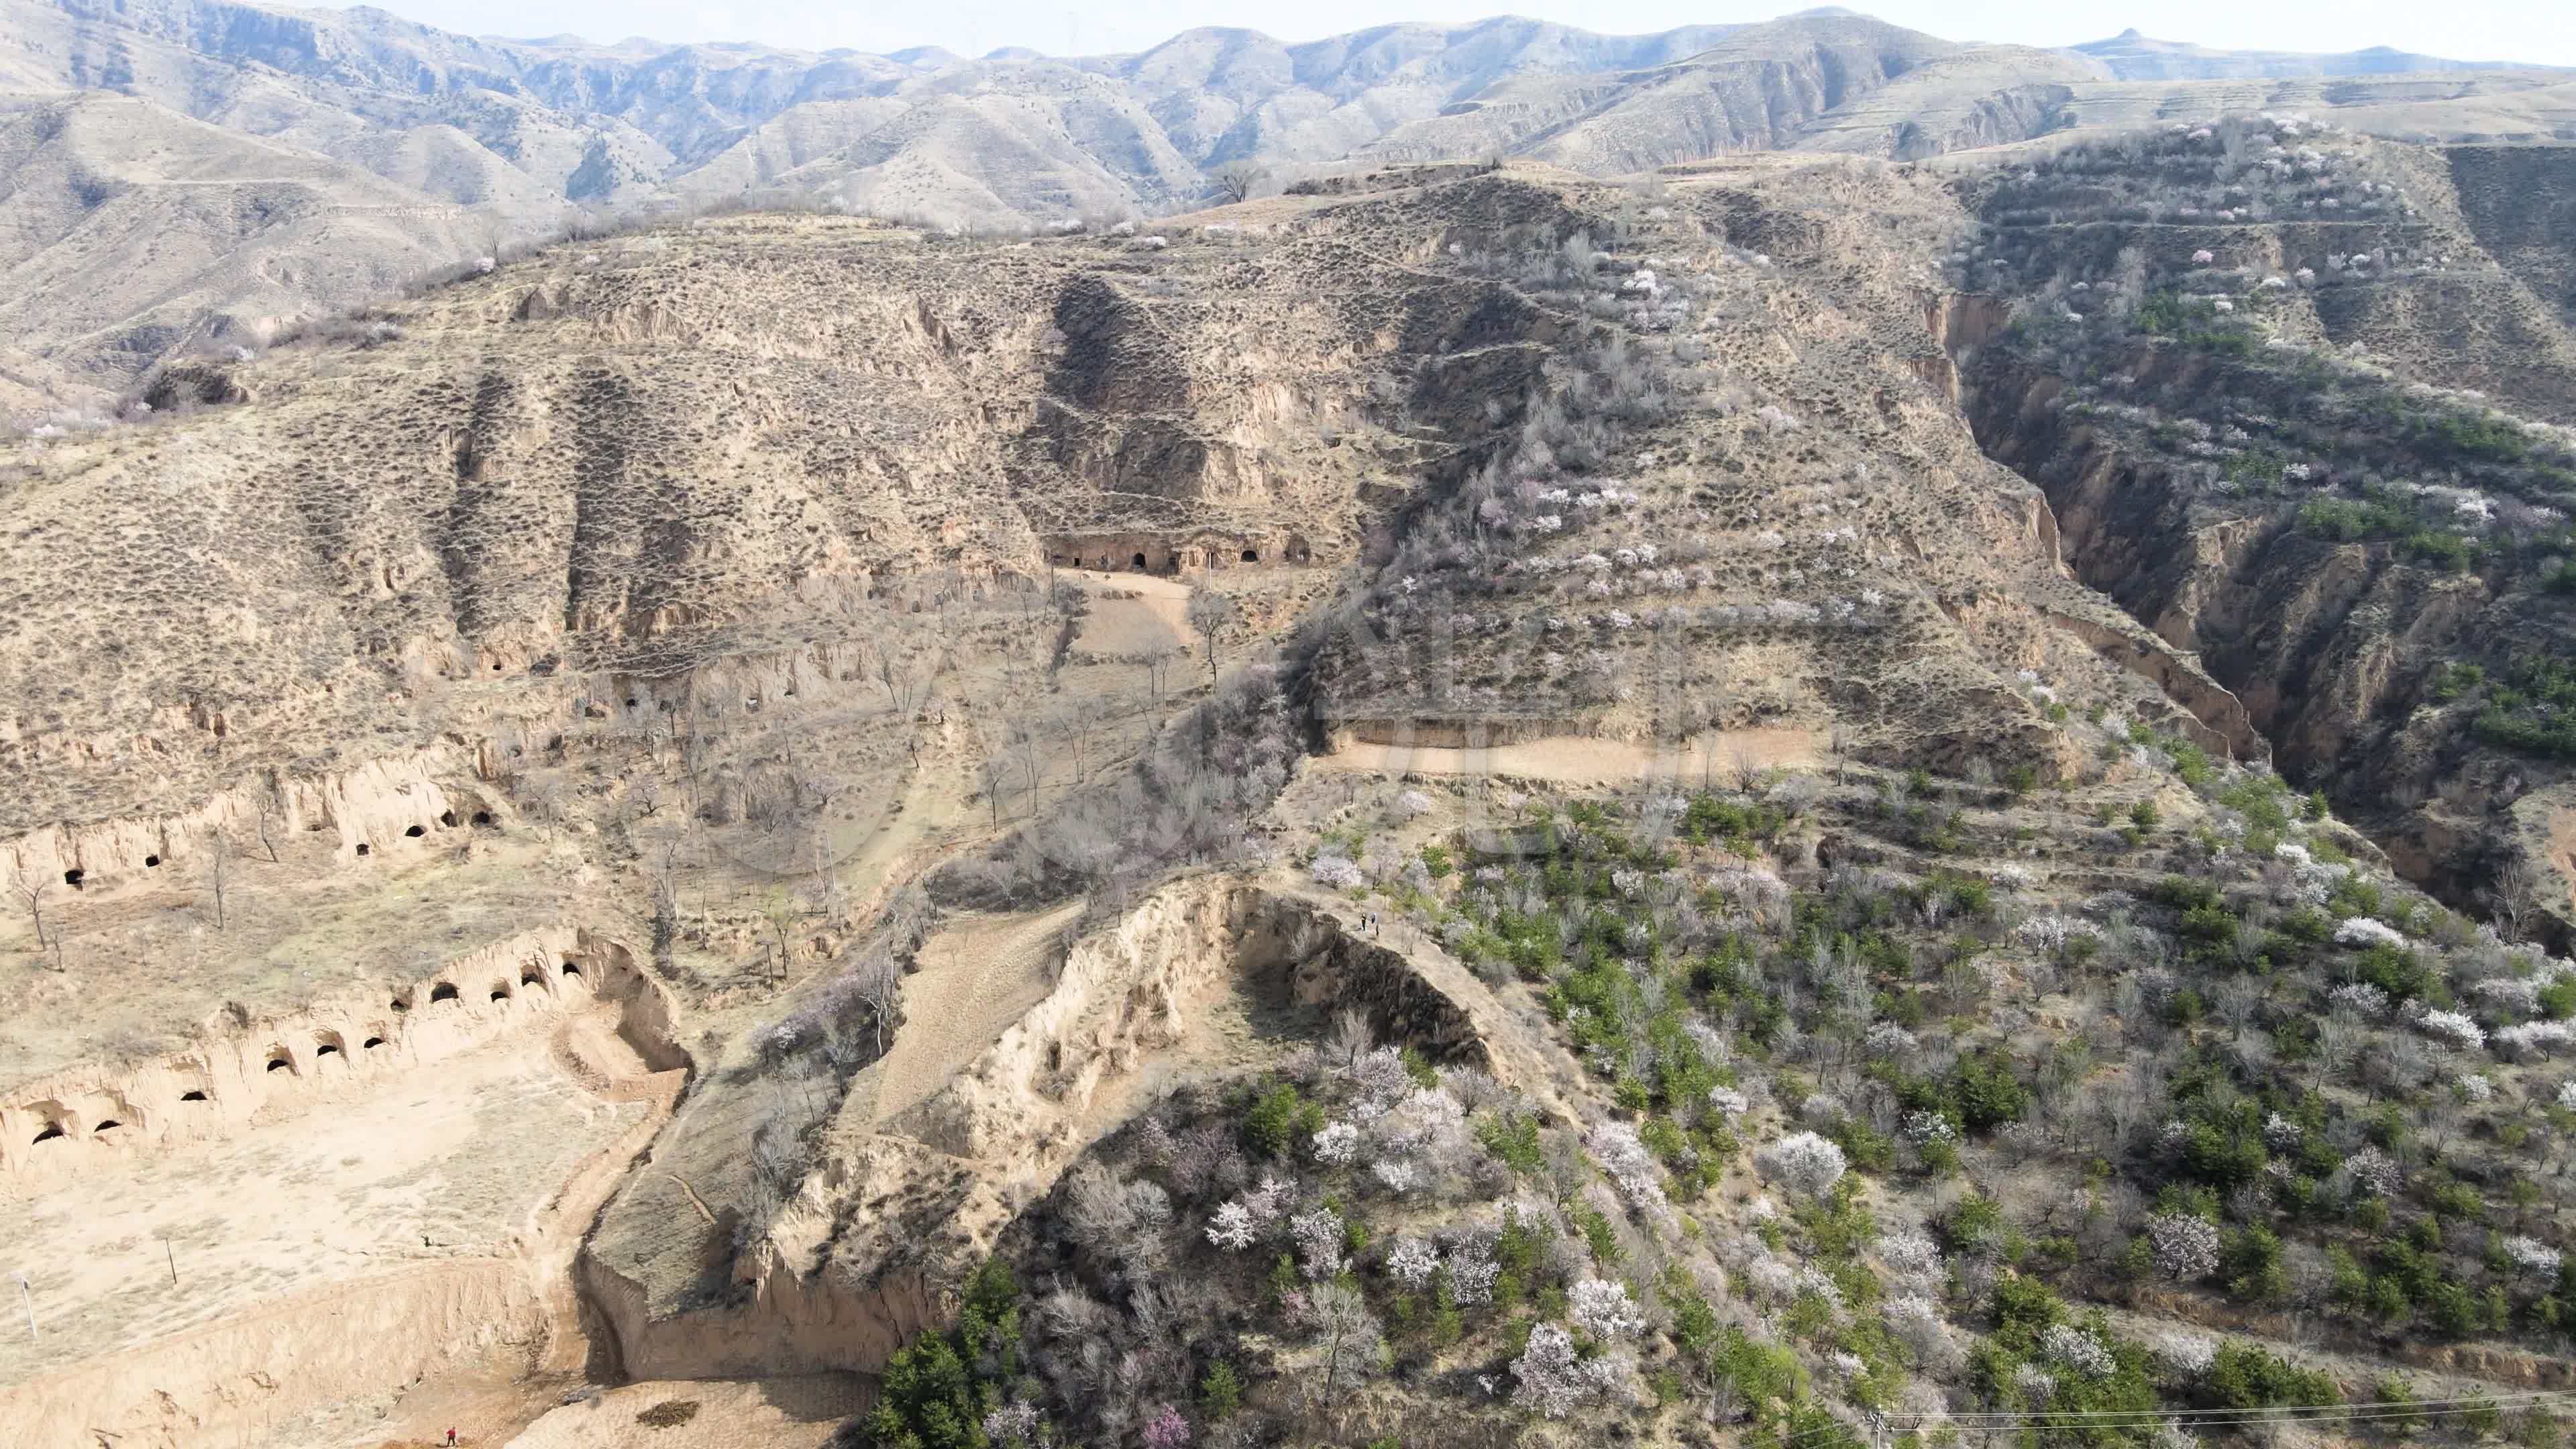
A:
164;1238;178;1289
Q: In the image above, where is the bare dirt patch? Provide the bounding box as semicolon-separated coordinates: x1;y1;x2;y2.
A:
1313;729;1823;784
869;902;1083;1128
506;1377;865;1449
1064;570;1195;658
0;1022;651;1449
0;831;565;1088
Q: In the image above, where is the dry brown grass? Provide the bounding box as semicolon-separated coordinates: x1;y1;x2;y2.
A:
636;1399;702;1428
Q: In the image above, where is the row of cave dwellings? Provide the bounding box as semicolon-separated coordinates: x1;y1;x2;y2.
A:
15;955;585;1150
46;802;488;892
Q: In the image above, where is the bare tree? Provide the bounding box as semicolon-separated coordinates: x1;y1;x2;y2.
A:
2486;856;2537;941
977;753;1010;832
1729;745;1762;794
254;792;282;863
762;890;799;980
802;815;842;922
1008;721;1046;818
649;837;685;971
2313;1008;2363;1089
9;867;50;951
1324;1008;1375;1073
851;949;902;1057
875;641;918;714
1212;159;1267;205
1057;698;1105;785
1305;1281;1384;1399
202;830;233;931
1141;649;1181;700
1187;590;1238;690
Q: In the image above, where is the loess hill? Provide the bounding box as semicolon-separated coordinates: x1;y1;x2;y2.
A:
4;0;2575;409
1;144;2575;1449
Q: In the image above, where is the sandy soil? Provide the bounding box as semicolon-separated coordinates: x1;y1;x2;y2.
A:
1063;570;1195;659
1312;728;1823;784
504;1376;867;1449
0;1026;643;1389
869;902;1083;1127
0;831;567;1089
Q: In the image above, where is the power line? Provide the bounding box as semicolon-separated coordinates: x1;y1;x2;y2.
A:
1919;1387;2576;1422
1784;1386;2576;1445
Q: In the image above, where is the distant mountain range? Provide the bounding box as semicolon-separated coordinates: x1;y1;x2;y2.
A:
2;0;2571;405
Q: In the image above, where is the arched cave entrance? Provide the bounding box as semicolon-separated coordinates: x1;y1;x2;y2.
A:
93;1119;123;1134
1241;549;1259;563
439;810;458;828
1285;537;1311;564
429;983;460;1004
180;1090;209;1103
1131;552;1148;570
314;1038;341;1059
560;958;584;978
355;843;371;857
362;1036;386;1050
265;1053;294;1074
404;825;425;838
471;812;494;828
62;868;82;888
144;854;160;869
32;1123;65;1144
489;983;512;1003
519;970;543;989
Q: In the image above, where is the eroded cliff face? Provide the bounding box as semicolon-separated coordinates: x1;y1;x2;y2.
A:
577;878;1520;1383
1961;336;2576;934
0;203;1541;848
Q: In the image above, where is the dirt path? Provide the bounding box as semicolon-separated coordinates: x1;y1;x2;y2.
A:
1313;728;1823;784
869;902;1084;1128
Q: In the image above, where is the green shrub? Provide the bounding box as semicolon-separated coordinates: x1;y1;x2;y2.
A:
2202;1342;2341;1413
1199;1360;1242;1421
1244;1082;1322;1157
863;1257;1022;1449
2430;661;2487;703
1475;1110;1545;1177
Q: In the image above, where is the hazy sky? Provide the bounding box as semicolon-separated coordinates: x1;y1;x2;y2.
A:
366;0;2576;68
